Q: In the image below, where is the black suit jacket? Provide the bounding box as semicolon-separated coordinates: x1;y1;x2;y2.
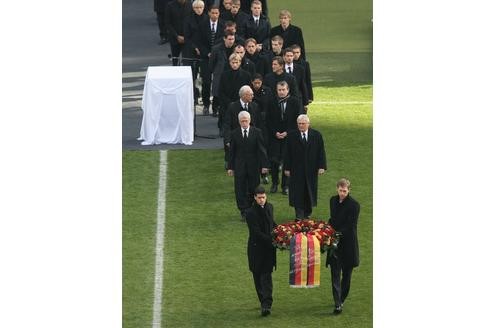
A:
197;19;225;58
263;71;300;100
267;96;302;137
270;24;306;60
223;100;261;144
242;15;271;50
247;202;277;273
165;0;192;42
285;63;309;106
228;126;269;175
325;195;360;268
294;58;314;102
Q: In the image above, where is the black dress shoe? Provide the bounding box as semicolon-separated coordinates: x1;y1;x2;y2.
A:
261;308;271;316
282;187;289;195
270;184;278;193
333;306;342;315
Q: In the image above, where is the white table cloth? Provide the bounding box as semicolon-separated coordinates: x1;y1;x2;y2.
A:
138;66;194;145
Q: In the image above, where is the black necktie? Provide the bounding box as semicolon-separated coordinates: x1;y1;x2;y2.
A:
255;18;259;27
243;129;248;139
244;103;248;111
210;23;216;47
280;101;285;120
288;66;292;74
302;132;307;142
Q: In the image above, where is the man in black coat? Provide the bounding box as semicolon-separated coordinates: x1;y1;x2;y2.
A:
196;5;225;114
325;178;360;315
267;81;302;195
224;85;261;164
240;0;271;51
246;185;276;316
154;0;173;45
219;53;252;136
284;114;327;219
270;9;306;60
283;47;309;108
227;111;269;220
165;0;192;66
223;0;250;34
264;56;300;101
292;44;314;104
240;0;268;16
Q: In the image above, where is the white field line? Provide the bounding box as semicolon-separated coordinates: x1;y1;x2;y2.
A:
311;101;372;105
152;150;168;328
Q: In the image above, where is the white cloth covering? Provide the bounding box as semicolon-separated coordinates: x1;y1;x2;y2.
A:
139;66;194;145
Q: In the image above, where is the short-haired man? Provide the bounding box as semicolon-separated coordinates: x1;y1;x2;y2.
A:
209;31;237;118
164;0;192;66
227;111;269;220
267;81;303;194
283;47;309;109
270;9;306;60
246;185;277;317
240;0;271;51
284;114;327;219
197;5;225;115
261;35;284;75
326;178;360;315
234;44;256;77
291;44;314;104
263;56;300;102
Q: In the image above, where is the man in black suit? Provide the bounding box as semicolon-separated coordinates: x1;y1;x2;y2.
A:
291;44;314;105
209;31;236;118
263;56;300;101
196;5;224;114
240;0;268;16
283;47;309;109
224;85;261;163
234;44;256;77
325;178;360;315
267;81;302;195
270;9;306;60
241;0;271;51
227;111;269;220
246;185;277;317
284;114;327;219
154;0;173;45
165;0;192;66
260;35;284;75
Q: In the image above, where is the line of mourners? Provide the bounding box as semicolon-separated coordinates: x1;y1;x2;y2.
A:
156;0;322;219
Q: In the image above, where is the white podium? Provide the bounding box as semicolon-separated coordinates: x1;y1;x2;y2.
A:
138;66;194;145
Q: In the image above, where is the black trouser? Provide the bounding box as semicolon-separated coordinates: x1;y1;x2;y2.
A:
234;169;259;214
252;272;273;309
155;12;167;39
270;137;288;187
170;41;185;66
295;181;312;219
328;254;354;307
199;60;212;107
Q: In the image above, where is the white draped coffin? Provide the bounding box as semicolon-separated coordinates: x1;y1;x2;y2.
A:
139;66;194;145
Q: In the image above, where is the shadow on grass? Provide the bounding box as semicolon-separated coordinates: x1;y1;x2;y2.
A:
308;52;372;87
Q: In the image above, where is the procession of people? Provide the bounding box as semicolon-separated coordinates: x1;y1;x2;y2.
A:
153;0;362;318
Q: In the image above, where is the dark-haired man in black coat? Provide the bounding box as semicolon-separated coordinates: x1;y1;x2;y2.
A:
154;0;173;45
246;185;276;316
325;178;360;315
267;81;302;195
165;0;192;66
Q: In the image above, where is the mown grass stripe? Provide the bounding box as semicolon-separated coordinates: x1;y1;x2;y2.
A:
152;150;168;328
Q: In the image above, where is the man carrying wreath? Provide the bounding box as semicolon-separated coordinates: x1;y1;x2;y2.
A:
246;185;277;316
326;178;360;315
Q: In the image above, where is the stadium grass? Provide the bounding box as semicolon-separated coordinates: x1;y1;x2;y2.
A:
123;81;372;327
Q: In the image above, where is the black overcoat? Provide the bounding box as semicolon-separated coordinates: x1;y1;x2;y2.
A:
284;129;327;208
325;195;360;268
218;68;252;113
246;202;277;273
270;24;306;60
228;126;269;175
223;100;261;145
